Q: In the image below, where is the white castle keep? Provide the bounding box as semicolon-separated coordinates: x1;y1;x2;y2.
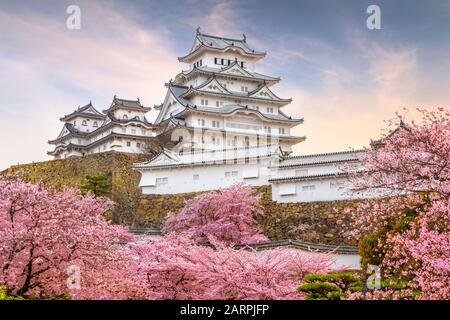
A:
49;29;366;203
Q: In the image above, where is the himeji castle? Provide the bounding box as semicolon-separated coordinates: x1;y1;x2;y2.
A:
49;29;367;203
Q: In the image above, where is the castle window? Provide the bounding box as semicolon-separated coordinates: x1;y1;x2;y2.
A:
241;61;246;68
201;99;208;106
279;127;286;135
212;120;220;128
131;129;136;134
141;129;146;135
156;177;168;185
126;141;131;147
193;174;199;181
264;126;271;133
232;171;238;177
241;86;248;92
74;120;77;126
197;119;205;127
123;115;128;120
93;121;98;127
136;142;141;148
214;58;218;64
302;185;316;191
82;120;87;126
266;107;274;114
122;128;126;133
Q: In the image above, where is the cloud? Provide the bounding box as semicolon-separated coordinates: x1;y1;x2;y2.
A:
183;0;248;37
276;30;423;155
0;1;180;169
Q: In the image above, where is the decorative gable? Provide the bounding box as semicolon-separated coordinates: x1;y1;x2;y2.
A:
197;77;230;94
84;105;102;115
58;128;69;139
149;151;180;166
221;63;253;78
249;84;280;100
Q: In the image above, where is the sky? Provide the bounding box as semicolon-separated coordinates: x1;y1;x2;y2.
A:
1;0;450;170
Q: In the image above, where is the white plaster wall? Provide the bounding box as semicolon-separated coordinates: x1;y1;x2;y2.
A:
271;177;363;203
70;116;100;133
139;159;273;195
192;52;256;72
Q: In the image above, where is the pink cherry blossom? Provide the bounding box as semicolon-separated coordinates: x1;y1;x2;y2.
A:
162;183;269;245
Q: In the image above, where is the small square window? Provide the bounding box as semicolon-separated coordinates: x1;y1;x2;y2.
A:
193;174;199;181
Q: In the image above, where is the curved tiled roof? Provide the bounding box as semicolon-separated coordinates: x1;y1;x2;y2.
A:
278;150;365;168
180;85;292;106
103;96;151;113
179;29;266;62
181;104;303;123
60;102;105;121
176;64;280;84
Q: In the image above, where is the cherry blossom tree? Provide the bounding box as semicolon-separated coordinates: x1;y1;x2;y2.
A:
162;183;268;245
0;178;132;298
350;108;450;300
121;235;334;300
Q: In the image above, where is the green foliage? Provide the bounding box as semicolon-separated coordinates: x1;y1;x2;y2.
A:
0;287;24;300
81;175;112;197
297;272;362;300
359;207;419;273
359;228;387;273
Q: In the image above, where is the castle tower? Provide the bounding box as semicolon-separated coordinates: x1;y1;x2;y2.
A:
135;29;306;194
152;28;305;153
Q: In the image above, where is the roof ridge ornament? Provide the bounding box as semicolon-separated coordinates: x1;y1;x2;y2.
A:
196;26;201;35
242;33;247;42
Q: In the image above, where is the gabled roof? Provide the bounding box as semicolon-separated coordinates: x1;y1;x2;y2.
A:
175;64;280;85
48;123;87;144
248;82;286;101
103;96;151;113
178;104;303;124
178;28;266;62
154;83;191;124
370;120;410;147
103;111;153;126
179;83;292;106
60;102;105;121
133;144;279;170
194;75;231;94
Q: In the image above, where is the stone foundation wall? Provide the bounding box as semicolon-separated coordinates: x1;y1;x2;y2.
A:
2;152;150;225
137;185;361;245
3;154;361;245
